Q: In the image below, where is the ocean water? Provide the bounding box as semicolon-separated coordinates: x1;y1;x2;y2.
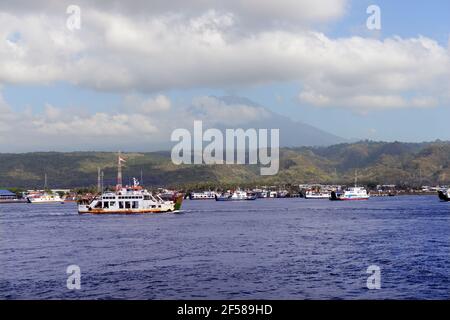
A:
0;196;449;300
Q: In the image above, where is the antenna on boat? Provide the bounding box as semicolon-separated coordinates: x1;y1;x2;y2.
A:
97;167;101;193
101;170;104;193
44;173;48;190
354;170;358;187
117;151;126;191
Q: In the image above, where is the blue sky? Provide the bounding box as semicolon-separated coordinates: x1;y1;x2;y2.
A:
0;0;449;150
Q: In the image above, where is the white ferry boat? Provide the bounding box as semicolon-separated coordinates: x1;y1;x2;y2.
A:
26;192;63;204
330;171;369;201
77;154;183;214
304;190;331;199
438;188;450;202
215;190;257;201
189;191;217;200
330;187;369;201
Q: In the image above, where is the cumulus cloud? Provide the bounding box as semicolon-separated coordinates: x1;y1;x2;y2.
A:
0;92;275;151
0;0;347;27
123;94;171;113
0;1;449;114
189;96;270;125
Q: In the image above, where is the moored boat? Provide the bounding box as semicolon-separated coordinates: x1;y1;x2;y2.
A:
26;192;63;204
215;190;257;201
305;190;331;199
330;187;369;201
189;191;218;200
330;171;369;201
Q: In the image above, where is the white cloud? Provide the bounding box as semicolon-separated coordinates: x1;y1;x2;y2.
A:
0;92;275;151
123;94;171;113
0;1;448;113
0;0;347;27
189;96;270;125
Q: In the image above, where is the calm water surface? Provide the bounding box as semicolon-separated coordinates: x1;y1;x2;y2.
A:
0;196;449;299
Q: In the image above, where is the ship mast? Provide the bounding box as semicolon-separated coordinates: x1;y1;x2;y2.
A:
116;151;126;191
117;151;122;191
354;170;358;187
97;167;101;193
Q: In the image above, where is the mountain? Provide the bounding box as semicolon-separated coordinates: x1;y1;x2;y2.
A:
1;141;449;189
216;96;345;147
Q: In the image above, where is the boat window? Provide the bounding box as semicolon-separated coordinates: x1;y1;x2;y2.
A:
132;201;139;209
125;201;131;209
94;201;102;208
103;202;109;208
119;202;124;209
110;201;115;206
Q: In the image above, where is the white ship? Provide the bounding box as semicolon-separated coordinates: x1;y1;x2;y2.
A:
215;190;257;201
330;187;369;201
304;189;331;199
189;191;217;200
77;154;183;214
27;173;64;204
26;192;63;204
330;171;369;201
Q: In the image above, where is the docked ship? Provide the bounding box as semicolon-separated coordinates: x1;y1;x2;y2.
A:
189;191;218;200
330;171;369;201
305;191;331;199
330;187;369;201
26;192;63;204
215;190;257;201
77;154;183;214
438;188;450;202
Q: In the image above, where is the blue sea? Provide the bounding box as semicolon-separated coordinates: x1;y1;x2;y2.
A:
0;196;449;299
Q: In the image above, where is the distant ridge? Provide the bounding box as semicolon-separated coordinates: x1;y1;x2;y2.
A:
1;141;449;189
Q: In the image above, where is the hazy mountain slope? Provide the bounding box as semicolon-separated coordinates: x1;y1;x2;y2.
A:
218;96;345;147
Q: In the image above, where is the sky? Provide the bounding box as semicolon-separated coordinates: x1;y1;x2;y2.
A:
0;0;449;151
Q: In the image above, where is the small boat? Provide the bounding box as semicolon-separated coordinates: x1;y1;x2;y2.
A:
304;190;331;199
269;191;278;198
438;188;450;202
189;191;218;200
215;190;257;201
330;171;369;201
26;192;64;204
277;190;289;198
330;187;369;201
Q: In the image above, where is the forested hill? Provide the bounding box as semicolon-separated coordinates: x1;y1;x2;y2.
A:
0;141;449;189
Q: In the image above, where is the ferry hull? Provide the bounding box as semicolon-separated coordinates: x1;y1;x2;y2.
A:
215;198;257;201
78;208;178;214
330;191;369;201
27;199;64;204
215;195;257;201
305;194;331;200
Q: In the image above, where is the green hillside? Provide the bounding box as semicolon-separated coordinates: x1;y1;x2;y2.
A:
1;141;449;189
